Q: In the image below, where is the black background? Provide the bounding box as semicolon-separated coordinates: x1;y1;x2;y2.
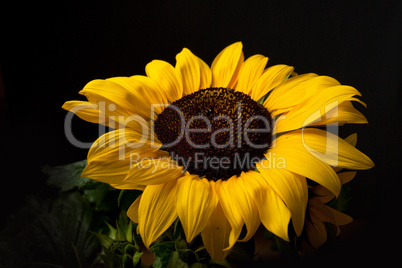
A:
1;0;401;265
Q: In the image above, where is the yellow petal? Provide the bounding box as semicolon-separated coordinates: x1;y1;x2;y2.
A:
337;171;357;184
79;77;166;122
214;178;244;249
328;206;353;228
309;101;368;127
211;42;244;88
305;220;327;249
273;85;362;133
333;133;358;173
79;79;137;116
251;64;294;102
62;101;112;127
311;184;334;204
228;175;261;242
264;74;332;116
235;54;268;95
290;128;374;170
309;198;333;223
128;75;170;115
62;99;138;129
146;60;183;103
309;197;352;229
312;171;355;203
242;171;290;241
349;96;367;108
201;203;232;262
344;133;358;147
82;128;168;189
176;48;212;95
138;180;178;248
264;73;326;116
313;170;356;203
176;175;218;243
330;206;353;227
198;55;213;90
111;182;145;191
256;168;308;236
267;132;341;196
127;195;142;223
124;158;184;185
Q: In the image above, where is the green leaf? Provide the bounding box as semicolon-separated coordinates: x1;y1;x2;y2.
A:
175;238;188;251
133;251;143;267
106;222;118;240
167;251;189;268
96;211;144;268
126;221;133;243
95;233;115;249
151;241;176;268
167;251;180;268
153;257;163;268
80;179;116;191
118;190;127;207
43;159;90;191
173;218;183;241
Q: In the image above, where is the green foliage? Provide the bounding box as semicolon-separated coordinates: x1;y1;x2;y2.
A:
150;220;205;268
0;160;145;268
42;159;90;191
0;192;101;268
95;211;143;268
150;220;235;268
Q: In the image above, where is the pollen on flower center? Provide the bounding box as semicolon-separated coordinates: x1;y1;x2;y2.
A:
154;88;272;181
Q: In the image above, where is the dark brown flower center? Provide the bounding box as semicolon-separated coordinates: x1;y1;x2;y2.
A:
154;88;272;181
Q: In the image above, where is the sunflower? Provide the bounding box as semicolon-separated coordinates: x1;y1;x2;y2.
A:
62;42;374;261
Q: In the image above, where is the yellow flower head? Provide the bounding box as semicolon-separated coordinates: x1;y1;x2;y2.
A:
63;42;374;261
